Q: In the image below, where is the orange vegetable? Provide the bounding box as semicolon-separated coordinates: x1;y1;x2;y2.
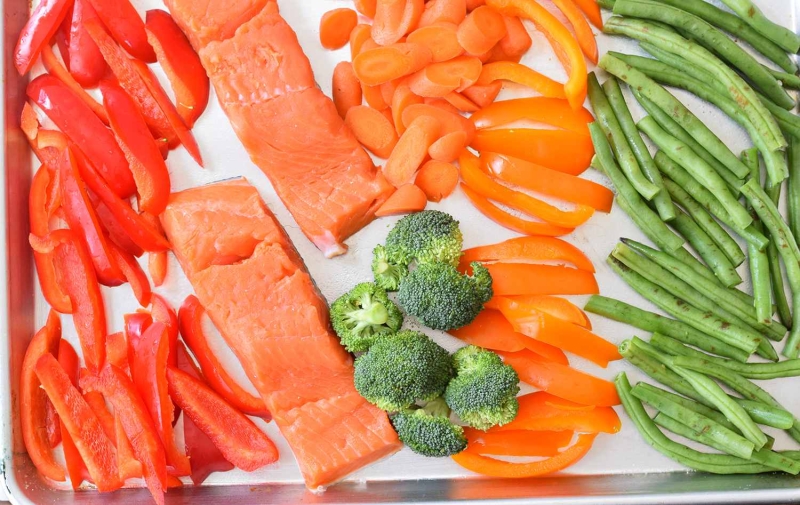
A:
486;0;587;109
354;42;433;86
467;0;487;9
481;152;613;212
464;428;574;457
485;263;598;295
392;84;424;136
419;0;467;26
332;61;363;119
452;433;598;477
476;61;565;98
574;0;603;29
372;0;425;45
461;235;595;272
375;184;428;216
471;128;593;175
350;24;374;59
491;16;532;62
429;130;469;162
457;5;508;55
493;392;622;433
487;295;591;328
384;115;441;186
149;251;167;287
345;105;399;158
425;97;462;115
355;0;378;17
415;160;459;201
471;97;592;133
459;151;594;228
461;81;503;107
363;83;389;110
443;92;479;112
408;55;482;97
320;8;359;50
381;78;404;106
402;103;476;142
41;45;108;125
407;23;464;62
551;0;598;64
499;349;621;406
461;183;575;237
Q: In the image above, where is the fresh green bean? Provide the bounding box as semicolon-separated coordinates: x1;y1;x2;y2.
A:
742;149;774;326
637;43;719;89
764;66;800;90
717;0;800;54
789;138;800;243
602;77;676;220
763;177;794;330
669;209;743;288
653;413;734;453
635;381;737;430
586;295;750;362
758;94;800;140
736;400;796;431
612;0;794;109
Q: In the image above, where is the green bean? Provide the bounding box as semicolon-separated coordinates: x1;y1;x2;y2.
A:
653;413;734;453
669;209;743;288
637;44;719;89
741;149;774;326
736;400;796;431
717;0;800;54
758;94;800;140
764;66;800;90
586;295;749;362
612;0;794;109
602;77;676;220
789;138;800;243
635;381;737;430
599;53;751;180
763;178;794;330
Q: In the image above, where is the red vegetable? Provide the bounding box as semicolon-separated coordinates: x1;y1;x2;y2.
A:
90;193;145;258
124;312;152;378
14;0;73;75
151;294;179;368
66;0;107;87
58;340;92;489
109;243;152;307
85;0;156;62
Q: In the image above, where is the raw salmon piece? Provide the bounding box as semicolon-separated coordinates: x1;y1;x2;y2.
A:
162;0;270;50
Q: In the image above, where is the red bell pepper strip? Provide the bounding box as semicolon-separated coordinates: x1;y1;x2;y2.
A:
31;229;107;371
132;60;204;166
109;243;152;307
101;80;171;215
124;312;152;380
145;10;210;128
133;322;191;476
179;295;271;419
13;0;73;75
81;365;167;505
149;251;168;287
106;332;131;377
20;311;65;482
89;191;145;258
66;0;107;87
176;342;235;484
58;148;126;286
45;398;61;448
151;294;178;368
21;103;40;142
58;340;92;489
73;150;171;252
167;367;279;471
35;354;122;491
492;392;622;434
463;428;574;457
85;0;156;62
29;165;72;314
115;413;145;481
41;45;108;124
27;74;136;198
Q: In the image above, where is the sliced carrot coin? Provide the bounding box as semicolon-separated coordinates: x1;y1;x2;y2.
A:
402;103;475;142
457;5;508;55
353;42;433;86
407;23;464;62
461;235;595;272
392;84;424;136
383;115;441;186
320;8;359;50
355;0;378;17
443;91;480;112
490;15;532;63
363;83;389;110
461;81;503;107
332;61;362;119
345;105;399;158
425;97;462;115
372;0;425;46
415;160;459;201
408;55;483;97
419;0;467;27
428;130;469;162
350;24;374;59
476;61;565;98
375;184;428;216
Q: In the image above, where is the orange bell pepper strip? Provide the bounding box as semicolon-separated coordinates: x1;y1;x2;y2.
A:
494;297;621;367
481;152;613;213
20;310;65;482
551;0;598;64
460;235;595;273
471;97;592;134
13;0;73;75
574;0;602;28
461;183;575;237
497;392;621;433
459;151;594;228
452;433;598;477
486;295;591;329
486;0;587;109
463;428;574;457
498;349;621;406
40;45;109;125
484;263;599;296
474;61;566;99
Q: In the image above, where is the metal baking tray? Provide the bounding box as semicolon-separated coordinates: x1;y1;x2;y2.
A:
3;0;800;503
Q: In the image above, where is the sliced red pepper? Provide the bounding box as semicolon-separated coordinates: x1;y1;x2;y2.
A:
89;190;145;258
21;102;41;141
109;243;152;306
27;74;135;198
85;0;156;62
101;80;171;215
20;311;65;482
149;251;168;287
179;295;271;419
124;311;152;379
58;340;92;489
58;148;126;286
13;0;73;75
151;294;178;368
35;354;122;491
106;332;130;376
133;322;191;476
167;367;279;471
41;45;108;124
115;413;144;481
66;0;107;87
45;397;61;448
492;392;622;434
463;428;574;457
81;365;167;505
145;10;209;128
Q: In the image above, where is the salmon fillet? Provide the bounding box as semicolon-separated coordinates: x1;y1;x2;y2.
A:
161;180;402;489
165;0;394;257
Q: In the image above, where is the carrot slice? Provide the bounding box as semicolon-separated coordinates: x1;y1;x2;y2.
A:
457;5;508;55
461;81;503;107
471;97;592;133
408;55;482;97
443;92;479;112
461;235;595;272
464;428;574;457
461;183;575;237
495;295;592;329
486;0;587;109
345;105;399;158
419;0;467;26
429;130;468;162
402;103;475;142
353;42;433;86
375;184;428;216
425;97;462;115
467;0;487;9
392;85;424;136
459;151;594;228
491;16;532;63
493;392;622;433
362;83;389;110
384;115;441;186
41;45;108;125
550;0;598;64
485;263;598;296
415;160;459;201
320;8;359;50
471;128;593;175
406;23;464;62
481;152;613;212
573;0;603;29
332;61;362;119
355;0;378;18
476;61;565;98
350;24;374;59
372;0;425;46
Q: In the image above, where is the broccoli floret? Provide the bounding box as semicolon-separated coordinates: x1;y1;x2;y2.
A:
397;262;492;331
444;346;520;431
385;210;463;267
391;397;467;457
354;330;454;412
330;282;403;352
372;245;408;292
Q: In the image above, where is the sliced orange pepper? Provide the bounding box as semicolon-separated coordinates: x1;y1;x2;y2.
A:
486;0;587;109
498;349;621;406
484;263;599;296
471;97;592;134
471;128;594;175
486;295;591;329
573;0;603;29
459;150;594;228
474;61;565;98
463;428;574;457
550;0;598;64
460;235;595;273
452;433;598;477
493;392;621;433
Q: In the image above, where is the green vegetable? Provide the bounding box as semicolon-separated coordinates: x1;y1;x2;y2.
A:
354;330;454;412
763;180;793;329
634;381;737;430
716;0;800;53
765;66;800;89
669;208;742;288
330;282;403;352
790;138;800;243
741;149;773;326
385;210;463;267
372;245;408;292
398;262;492;331
391;397;467;457
444;346;520;431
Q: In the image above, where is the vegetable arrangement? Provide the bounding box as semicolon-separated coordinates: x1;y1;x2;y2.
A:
588;0;800;476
